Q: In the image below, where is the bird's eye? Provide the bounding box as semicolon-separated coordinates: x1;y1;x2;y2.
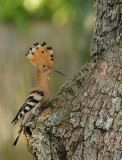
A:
43;65;45;67
41;51;44;53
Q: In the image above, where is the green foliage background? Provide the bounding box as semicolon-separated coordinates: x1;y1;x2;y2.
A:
0;0;94;159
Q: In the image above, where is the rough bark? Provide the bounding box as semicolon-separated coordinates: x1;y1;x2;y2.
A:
25;0;122;160
92;0;122;62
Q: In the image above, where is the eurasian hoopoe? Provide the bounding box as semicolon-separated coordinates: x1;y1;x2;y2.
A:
12;42;65;146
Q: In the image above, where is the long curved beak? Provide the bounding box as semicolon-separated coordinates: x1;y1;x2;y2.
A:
50;68;65;77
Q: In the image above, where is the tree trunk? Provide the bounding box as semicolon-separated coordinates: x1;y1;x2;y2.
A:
25;0;122;159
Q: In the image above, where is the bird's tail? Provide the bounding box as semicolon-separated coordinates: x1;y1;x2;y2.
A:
11;116;18;125
13;124;24;146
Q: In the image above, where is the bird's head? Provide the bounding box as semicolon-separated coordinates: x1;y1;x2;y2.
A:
26;42;65;76
26;42;53;70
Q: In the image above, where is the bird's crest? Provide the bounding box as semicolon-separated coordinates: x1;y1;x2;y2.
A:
26;42;53;68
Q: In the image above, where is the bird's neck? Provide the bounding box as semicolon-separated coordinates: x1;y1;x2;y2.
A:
36;69;49;90
35;68;50;103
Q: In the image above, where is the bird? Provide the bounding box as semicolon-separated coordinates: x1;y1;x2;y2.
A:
12;42;65;146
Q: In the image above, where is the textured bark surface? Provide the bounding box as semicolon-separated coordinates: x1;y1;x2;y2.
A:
92;0;122;61
26;0;122;160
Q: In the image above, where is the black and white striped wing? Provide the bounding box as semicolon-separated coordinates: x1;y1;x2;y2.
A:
11;90;44;125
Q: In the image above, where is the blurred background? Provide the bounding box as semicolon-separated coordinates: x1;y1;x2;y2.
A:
0;0;94;159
